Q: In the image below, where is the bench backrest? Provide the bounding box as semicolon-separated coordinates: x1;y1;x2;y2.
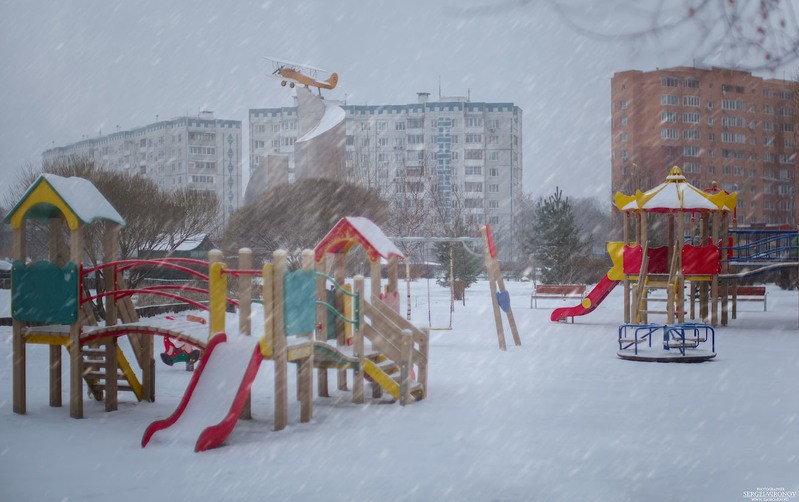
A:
534;284;586;295
735;286;766;296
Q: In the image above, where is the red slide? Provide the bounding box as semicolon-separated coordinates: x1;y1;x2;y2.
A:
141;333;227;448
194;344;263;452
550;274;618;322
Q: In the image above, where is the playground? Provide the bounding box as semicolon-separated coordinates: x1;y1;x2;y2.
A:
1;173;798;500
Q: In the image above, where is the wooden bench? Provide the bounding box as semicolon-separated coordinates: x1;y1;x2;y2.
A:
731;285;768;311
531;284;587;308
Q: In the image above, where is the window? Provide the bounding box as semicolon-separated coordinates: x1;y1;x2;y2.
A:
488;184;499;193
189;146;216;155
661;95;678;105
763;136;775;147
683;112;700;123
191;175;215;184
661;111;678;123
407;134;424;144
464;199;482;209
466;117;483;127
489;167;499;177
376;121;387;132
722;149;744;159
620;117;628;126
620;150;628;160
488;200;499;209
660;77;678;87
722;99;744;111
377;137;388;147
465;166;482;175
721;132;746;143
683;95;700;107
683;146;700;157
464;182;483;192
780;123;794;132
683;129;700;140
254;140;265;149
488;151;500;161
407;118;424;129
487;135;499;144
394;137;405;147
465;133;483;143
465;150;483;160
620;100;629;109
684;78;700;88
620;132;628;142
661;128;679;139
395;121;406;131
722;116;744;127
683;162;700;173
487;119;500;130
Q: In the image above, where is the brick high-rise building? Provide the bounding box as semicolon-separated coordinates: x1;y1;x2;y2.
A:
611;66;797;225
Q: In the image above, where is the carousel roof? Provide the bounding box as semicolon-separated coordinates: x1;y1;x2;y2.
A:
614;166;737;213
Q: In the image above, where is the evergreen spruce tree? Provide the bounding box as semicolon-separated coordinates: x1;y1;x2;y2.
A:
434;225;482;300
526;188;587;284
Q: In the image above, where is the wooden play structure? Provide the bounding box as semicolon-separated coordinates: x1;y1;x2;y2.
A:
5;174;217;418
6;176;428;451
481;224;521;350
313;217;428;403
613;166;738;327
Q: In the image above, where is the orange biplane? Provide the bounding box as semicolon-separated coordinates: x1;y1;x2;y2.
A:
265;57;339;93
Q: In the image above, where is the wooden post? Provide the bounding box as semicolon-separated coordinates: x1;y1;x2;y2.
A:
48;345;62;408
720;212;729;326
104;337;118;412
12;224;26;415
623;212;631;324
48;218;65;408
315;260;329;398
238;248;253;420
711;211;720;327
699;212;709;323
238;248;252;336
677;212;685;323
272;250;288;431
370;260;381;303
640;211;649;325
387;256;398;296
103;224;119;328
69;226;84;419
352;275;365;404
335;253;348;391
482;226;506;350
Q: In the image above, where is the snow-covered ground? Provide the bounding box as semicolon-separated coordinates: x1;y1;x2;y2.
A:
1;280;798;501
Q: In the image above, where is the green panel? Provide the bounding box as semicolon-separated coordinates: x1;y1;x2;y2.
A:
11;260;79;324
284;269;316;336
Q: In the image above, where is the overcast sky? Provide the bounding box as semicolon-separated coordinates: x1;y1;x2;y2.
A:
1;0;796;205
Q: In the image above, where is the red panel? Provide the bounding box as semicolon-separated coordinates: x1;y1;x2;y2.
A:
682;244;720;275
623;245;642;274
647;246;669;274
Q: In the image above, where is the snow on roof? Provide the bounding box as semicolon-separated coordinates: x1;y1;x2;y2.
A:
296;100;345;143
150;234;209;252
314;217;405;263
4;174;125;228
41;174;125;225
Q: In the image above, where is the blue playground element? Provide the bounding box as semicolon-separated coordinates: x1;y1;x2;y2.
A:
724;228;798;264
618;323;715;357
496;290;511;313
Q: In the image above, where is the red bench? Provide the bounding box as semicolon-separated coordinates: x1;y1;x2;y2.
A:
531;284;587;308
731;285;768;311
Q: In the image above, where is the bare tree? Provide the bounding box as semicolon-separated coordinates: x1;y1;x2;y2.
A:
456;0;799;72
223;178;389;266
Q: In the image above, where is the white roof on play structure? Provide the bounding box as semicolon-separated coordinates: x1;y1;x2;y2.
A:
42;174;126;225
614;166;736;213
296;100;345;143
314;216;405;263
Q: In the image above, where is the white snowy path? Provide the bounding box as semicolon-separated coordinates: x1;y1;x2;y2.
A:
0;281;797;501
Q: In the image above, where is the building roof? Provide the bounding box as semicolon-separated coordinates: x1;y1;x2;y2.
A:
314;217;404;263
4;174;125;230
614;166;737;213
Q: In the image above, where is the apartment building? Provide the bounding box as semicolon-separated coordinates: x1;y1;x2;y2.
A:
250;94;523;261
42;111;243;229
611;66;797;225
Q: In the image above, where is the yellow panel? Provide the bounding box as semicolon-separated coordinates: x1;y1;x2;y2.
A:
8;181;79;230
116;346;142;401
606;241;625;281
